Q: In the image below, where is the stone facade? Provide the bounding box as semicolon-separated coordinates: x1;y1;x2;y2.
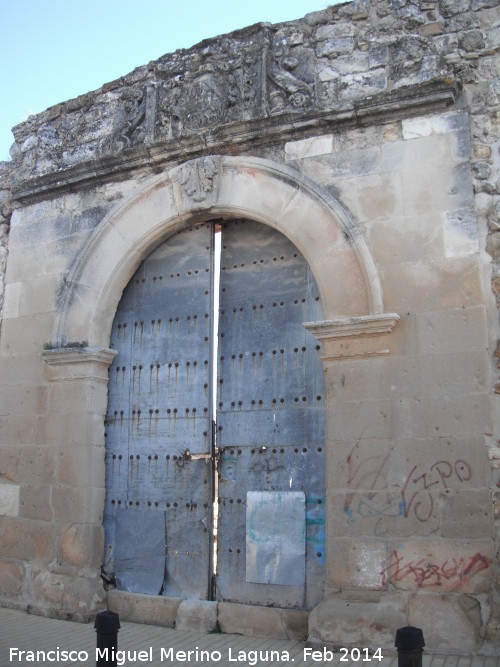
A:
0;0;500;654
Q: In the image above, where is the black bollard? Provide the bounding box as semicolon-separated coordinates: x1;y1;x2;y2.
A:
95;610;120;666
395;626;425;667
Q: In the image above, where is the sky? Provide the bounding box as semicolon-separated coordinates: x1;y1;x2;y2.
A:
1;0;341;162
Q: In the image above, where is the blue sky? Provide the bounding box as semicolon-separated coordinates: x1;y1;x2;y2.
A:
1;0;339;162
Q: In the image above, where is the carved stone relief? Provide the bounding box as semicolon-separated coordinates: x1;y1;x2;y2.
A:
268;32;316;115
176;155;220;203
99;29;316;156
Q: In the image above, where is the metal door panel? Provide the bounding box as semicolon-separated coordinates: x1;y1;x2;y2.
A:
216;219;325;610
114;508;166;595
246;491;305;586
104;223;214;599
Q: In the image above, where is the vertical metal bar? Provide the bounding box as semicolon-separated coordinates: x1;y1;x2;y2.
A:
207;222;215;601
207;221;218;600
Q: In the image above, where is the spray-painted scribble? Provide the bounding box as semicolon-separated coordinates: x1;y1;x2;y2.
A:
381;549;489;590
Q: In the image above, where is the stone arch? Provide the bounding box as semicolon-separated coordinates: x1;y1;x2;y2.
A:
53;155;385;349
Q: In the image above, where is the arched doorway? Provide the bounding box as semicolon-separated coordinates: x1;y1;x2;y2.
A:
45;156;396;624
103;218;326;610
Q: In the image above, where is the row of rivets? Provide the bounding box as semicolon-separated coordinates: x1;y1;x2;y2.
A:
108;453;210;460
107;408;209;418
110;499;209;508
220;250;301;267
218;397;322;408
134;269;209;282
113;359;209;371
115;314;210;329
219;346;319;359
218;294;320;304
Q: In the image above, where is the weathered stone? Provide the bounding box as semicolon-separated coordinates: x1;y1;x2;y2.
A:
459;30;486;52
107;590;182;627
218;603;308;640
1;518;54;562
175;600;218;633
0;560;25;598
408;593;482;652
419;21;445;36
308;595;407;648
58;523;103;570
19;485;51;521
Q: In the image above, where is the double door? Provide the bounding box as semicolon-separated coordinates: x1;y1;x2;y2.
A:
103;219;325;609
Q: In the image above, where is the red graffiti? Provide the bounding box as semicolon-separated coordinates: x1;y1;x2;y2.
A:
381;549;489;590
401;459;472;523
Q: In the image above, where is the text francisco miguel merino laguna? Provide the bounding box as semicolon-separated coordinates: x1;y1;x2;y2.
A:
9;646;384;664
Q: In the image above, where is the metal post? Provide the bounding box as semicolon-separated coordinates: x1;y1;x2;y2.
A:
95;610;120;666
395;626;425;667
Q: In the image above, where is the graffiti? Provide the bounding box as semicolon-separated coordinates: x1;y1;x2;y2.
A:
380;549;489;590
344;442;405;535
401;459;472;523
344;440;473;532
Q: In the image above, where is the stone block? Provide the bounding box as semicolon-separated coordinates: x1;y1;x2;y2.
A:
107;590;182;627
408;593;481;652
329;397;395;441
3;282;21;319
0;559;25;598
444;207;479;258
324;537;387;589
0;484;20;517
417;350;488;398
323;358;384;403
402;112;463;140
0;355;45;386
52;485;105;526
416;306;488;356
422;392;491;438
218;602;308;640
0;314;53;355
49;380;108;416
342;172;403;224
31;568;64;606
381;540;493;594
175;600;218;632
30;568;105;621
308;594;407;648
371;213;446;266
58;573;106;619
380;258;483;315
19;485;52;521
58;523;103;570
36;413;96;449
0;445;57;486
285;135;333;161
0;415;36;447
329;487;435;540
0;384;49;417
1;517;54;561
56;444;105;488
19;275;60;318
440;489;494;539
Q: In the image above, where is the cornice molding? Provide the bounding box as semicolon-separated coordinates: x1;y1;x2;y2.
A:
42;346;117;367
304;313;400;360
